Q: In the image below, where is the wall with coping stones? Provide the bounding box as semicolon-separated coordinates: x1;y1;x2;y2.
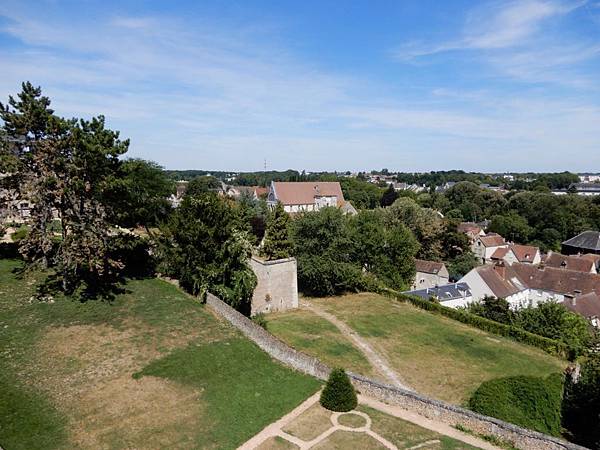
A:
205;293;587;450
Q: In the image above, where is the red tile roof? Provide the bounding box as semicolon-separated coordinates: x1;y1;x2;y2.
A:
562;292;600;320
544;253;595;273
415;259;446;275
272;182;345;206
491;247;509;259
510;244;539;263
479;234;506;247
476;265;523;298
512;264;600;296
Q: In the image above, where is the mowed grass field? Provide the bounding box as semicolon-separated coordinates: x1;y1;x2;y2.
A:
0;259;320;450
267;293;566;405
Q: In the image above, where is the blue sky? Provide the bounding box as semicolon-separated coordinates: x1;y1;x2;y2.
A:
1;0;599;172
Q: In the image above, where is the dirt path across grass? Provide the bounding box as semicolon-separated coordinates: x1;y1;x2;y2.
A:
302;301;411;390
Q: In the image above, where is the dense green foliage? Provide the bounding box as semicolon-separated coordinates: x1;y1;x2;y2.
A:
108;158;174;228
320;368;357;412
291;207;418;296
1;82;131;296
468;374;564;436
349;209;419;290
157;193;256;314
291;207;371;296
563;354;600;449
185;175;221;195
384;290;573;359
467;299;592;357
260;202;292;260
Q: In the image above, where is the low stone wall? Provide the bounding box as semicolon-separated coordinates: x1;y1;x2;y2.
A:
205;293;587;450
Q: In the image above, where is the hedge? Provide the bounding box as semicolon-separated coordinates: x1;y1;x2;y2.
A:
379;288;574;360
468;374;564;437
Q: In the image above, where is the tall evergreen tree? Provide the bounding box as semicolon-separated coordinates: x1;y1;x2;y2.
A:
260;202;292;260
1;83;129;295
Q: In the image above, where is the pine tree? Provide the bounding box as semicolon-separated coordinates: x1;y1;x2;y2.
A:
260;202;292;260
320;368;357;412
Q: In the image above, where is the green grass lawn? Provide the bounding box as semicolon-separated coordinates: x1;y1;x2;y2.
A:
267;293;566;405
266;309;374;377
0;259;320;450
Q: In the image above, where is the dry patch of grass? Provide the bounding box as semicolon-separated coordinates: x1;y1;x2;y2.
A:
309;293;565;404
282;403;333;441
29;322;207;449
312;430;387;449
255;436;300;450
338;412;367;428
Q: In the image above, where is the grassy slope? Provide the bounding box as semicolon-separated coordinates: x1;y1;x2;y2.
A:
268;293;565;405
0;259;319;450
266;309;375;377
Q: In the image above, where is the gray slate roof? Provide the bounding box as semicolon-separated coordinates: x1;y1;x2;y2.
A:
404;282;472;302
562;231;600;251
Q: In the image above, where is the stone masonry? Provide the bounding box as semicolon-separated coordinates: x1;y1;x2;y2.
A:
249;256;298;316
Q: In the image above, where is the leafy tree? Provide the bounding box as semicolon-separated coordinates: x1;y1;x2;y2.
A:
349;209;418;290
320;368;357;412
291;207;366;296
563;354;600;448
339;177;382;209
260;202;292;260
447;251;479;280
385;197;444;260
1;83;129;296
466;296;515;325
107;158;174;228
185;175;221;196
157;193;256;314
516;302;591;356
380;184;398;207
488;213;532;243
237;192;268;244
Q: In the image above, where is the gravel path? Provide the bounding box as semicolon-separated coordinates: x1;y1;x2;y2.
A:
237;391;502;450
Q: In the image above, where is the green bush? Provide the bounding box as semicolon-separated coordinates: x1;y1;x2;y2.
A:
320;368;357;412
251;313;268;330
10;226;28;242
380;289;573;360
468;374;564;436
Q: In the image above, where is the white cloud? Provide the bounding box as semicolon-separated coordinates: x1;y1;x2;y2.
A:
0;4;599;171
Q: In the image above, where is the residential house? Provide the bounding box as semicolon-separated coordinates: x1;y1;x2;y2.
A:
460;262;600;314
457;222;485;243
490;244;541;265
412;259;449;290
267;181;357;215
472;233;508;264
562;231;600;255
562;292;600;328
544;252;598;274
404;282;473;308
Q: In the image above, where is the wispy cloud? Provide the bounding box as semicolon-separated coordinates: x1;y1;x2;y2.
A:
0;2;599;172
395;0;586;58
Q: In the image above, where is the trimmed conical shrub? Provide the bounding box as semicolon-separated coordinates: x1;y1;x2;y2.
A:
320;368;357;412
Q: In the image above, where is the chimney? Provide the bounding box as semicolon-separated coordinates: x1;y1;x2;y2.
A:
494;261;506;279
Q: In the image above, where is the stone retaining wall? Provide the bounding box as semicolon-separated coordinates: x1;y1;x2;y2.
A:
205;293;587;450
